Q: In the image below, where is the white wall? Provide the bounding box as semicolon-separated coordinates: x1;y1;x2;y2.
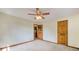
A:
68;15;79;48
0;12;34;47
43;21;57;43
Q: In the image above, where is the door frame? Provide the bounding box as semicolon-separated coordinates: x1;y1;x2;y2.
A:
33;24;43;40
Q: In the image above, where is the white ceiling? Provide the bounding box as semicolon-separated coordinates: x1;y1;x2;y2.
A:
0;8;79;22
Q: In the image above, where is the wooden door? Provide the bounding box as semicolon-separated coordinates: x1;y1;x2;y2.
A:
34;24;43;40
57;20;68;46
37;25;43;40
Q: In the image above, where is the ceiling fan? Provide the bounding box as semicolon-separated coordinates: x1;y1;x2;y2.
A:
28;8;50;20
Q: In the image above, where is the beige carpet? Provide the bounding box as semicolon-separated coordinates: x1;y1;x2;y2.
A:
5;40;78;51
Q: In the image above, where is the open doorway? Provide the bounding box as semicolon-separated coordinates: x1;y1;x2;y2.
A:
34;24;43;40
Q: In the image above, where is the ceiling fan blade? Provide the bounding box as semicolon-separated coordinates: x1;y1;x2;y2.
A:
42;12;50;15
42;16;45;19
28;13;36;15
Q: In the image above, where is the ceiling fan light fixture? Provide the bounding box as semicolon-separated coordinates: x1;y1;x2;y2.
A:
28;8;49;20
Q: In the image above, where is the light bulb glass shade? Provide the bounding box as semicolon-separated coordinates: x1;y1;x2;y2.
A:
35;16;42;20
